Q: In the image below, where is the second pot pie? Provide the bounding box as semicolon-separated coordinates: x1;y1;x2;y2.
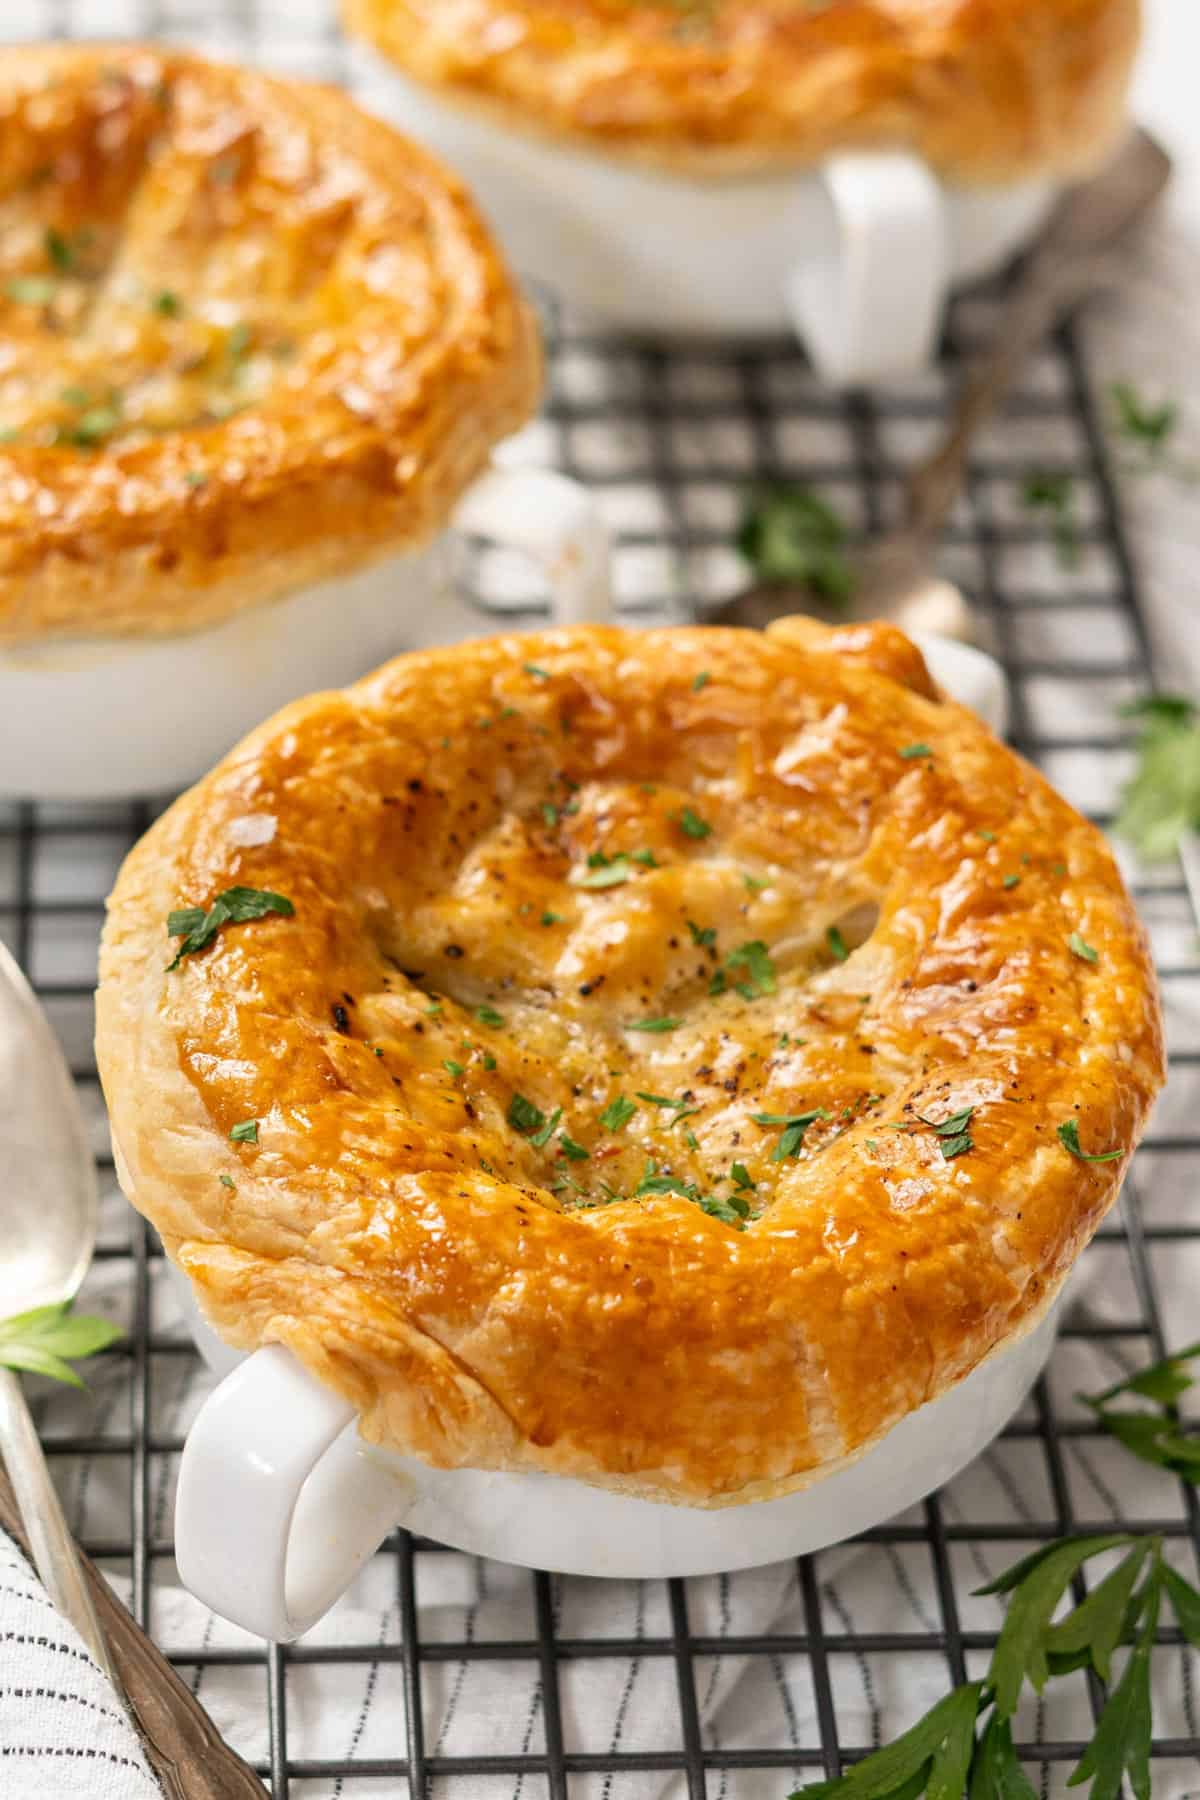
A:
0;44;538;643
97;621;1164;1506
344;0;1140;180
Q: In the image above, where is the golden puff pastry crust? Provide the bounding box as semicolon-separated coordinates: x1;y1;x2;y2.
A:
0;44;539;645
344;0;1141;181
97;621;1164;1507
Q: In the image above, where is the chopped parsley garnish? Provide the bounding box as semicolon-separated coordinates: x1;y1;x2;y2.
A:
185;470;208;488
677;805;713;840
699;1193;751;1227
574;853;631;889
219;1174;236;1190
919;1105;975;1159
976;828;997;843
744;874;768;894
629;848;659;867
481;1052;497;1071
634;1160;748;1230
541;911;562;926
1002;873;1021;890
229;1119;259;1144
424;1000;442;1017
730;1162;756;1191
475;1006;505;1027
44;227;76;272
1068;932;1099;963
626;1016;680;1033
1058;1119;1123;1163
227;320;253;359
6;276;57;305
751;1108;828;1161
600;1095;638;1131
899;743;932;760
524;663;550;679
507;1093;546;1135
558;1134;590;1162
825;925;849;962
635;1160;692;1197
443;1059;465;1078
530;1106;563;1149
736;485;854;603
153;289;183;317
722;939;776;998
166;886;294;970
542;803;559;828
692;671;711;692
1021;470;1079;567
687;920;716;948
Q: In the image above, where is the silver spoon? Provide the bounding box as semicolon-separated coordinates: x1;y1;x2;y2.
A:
710;127;1173;640
0;941;264;1797
0;939;116;1681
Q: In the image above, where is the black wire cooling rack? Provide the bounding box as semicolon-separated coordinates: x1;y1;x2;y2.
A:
5;5;1200;1797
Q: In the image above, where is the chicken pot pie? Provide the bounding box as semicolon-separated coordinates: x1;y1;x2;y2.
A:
0;44;538;644
343;0;1140;180
97;620;1164;1506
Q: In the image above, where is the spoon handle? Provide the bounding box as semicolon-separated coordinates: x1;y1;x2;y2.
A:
0;1367;118;1680
0;1402;264;1797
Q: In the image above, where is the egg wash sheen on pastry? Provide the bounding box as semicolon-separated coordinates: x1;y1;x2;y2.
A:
97;622;1164;1505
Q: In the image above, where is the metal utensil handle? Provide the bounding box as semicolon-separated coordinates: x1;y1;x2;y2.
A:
0;1453;264;1797
905;128;1172;542
0;1367;118;1681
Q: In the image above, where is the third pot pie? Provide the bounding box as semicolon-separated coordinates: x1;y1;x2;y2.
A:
0;44;537;643
97;620;1164;1505
344;0;1140;180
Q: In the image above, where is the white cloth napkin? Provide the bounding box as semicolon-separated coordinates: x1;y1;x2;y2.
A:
0;1526;159;1797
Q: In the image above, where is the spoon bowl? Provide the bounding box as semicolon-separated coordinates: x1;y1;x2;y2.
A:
0;942;97;1317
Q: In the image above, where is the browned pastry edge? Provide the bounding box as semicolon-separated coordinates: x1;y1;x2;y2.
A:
0;44;539;643
343;0;1140;182
96;620;1165;1506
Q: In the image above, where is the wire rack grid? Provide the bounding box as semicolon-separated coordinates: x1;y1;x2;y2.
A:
4;4;1200;1798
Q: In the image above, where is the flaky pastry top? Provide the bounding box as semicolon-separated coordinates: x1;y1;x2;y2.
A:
97;620;1164;1506
0;44;538;643
344;0;1140;180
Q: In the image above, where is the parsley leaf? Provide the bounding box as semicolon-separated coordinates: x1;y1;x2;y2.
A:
1079;1340;1200;1483
626;1017;680;1033
790;1683;983;1800
692;671;711;692
752;1108;828;1161
687;920;716;949
530;1106;562;1149
574;853;634;888
723;940;777;998
1021;470;1079;568
0;1301;124;1390
1111;380;1177;455
1068;931;1099;963
826;925;849;962
1114;694;1200;861
1058;1119;1123;1163
507;1093;546;1135
166;886;294;969
730;1162;756;1191
737;485;854;603
475;1006;505;1028
524;663;550;679
558;1133;589;1161
229;1118;259;1143
899;743;932;760
677;805;712;840
6;275;57;305
600;1095;638;1131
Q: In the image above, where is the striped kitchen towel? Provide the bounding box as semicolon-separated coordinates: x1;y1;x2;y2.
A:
0;1525;159;1798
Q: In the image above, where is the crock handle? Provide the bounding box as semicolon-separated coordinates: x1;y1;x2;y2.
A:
176;1346;407;1642
785;151;949;385
451;464;614;626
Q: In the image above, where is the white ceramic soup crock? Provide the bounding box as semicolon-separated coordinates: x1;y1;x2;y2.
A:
0;463;611;801
169;632;1025;1642
352;49;1059;385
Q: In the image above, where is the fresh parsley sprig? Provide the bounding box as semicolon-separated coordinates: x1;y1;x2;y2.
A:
0;1301;124;1389
790;1529;1200;1800
736;485;855;604
1079;1341;1200;1482
1114;695;1200;862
